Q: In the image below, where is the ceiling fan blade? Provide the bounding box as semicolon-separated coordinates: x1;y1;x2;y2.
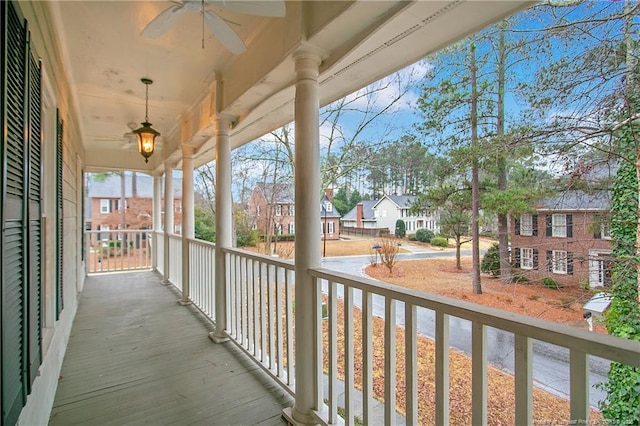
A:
204;10;247;54
209;1;285;17
141;4;187;38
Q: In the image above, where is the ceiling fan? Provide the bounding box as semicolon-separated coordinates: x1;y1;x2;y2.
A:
141;0;286;54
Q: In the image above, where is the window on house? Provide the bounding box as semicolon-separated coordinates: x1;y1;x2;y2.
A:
100;199;110;214
289;205;295;216
552;214;567;237
325;202;333;212
275;223;283;235
328;222;334;234
288;222;295;234
601;221;611;239
257;206;260;215
275;205;282;216
521;248;534;269
99;225;110;240
552;250;567;274
520;214;533;236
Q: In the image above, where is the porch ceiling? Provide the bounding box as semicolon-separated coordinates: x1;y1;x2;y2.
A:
41;0;531;173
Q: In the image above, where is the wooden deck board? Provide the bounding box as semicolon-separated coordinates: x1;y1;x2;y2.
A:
49;271;292;425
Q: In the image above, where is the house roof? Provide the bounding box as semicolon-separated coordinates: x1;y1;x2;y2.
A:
373;194;417;209
535;190;611;212
87;173;182;198
321;195;342;218
253;182;295;204
343;200;378;221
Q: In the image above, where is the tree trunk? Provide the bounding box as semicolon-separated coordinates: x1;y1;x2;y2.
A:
470;41;482;294
496;26;512;284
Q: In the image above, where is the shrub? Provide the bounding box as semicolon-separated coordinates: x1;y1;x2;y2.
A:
395;220;406;238
480;243;500;277
541;277;559;289
512;273;529;284
430;236;448;247
407;234;417;241
415;229;435;243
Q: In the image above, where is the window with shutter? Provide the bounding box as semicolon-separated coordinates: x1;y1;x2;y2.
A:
2;2;28;423
56;111;64;318
27;49;43;390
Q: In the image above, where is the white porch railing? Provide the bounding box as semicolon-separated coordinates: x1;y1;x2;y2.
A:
188;238;216;319
156;231;164;275
153;237;640;424
85;230;152;273
309;267;640;425
168;234;182;287
224;248;296;394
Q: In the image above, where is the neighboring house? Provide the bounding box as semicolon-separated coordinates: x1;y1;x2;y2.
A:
320;189;341;241
341;200;378;229
343;194;439;236
247;183;341;240
86;173;183;234
511;190;612;288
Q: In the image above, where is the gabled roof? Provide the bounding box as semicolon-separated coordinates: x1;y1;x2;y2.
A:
372;194;416;209
87;173;182;198
343;200;378;221
253;182;294;204
321;195;341;218
535;190;611;212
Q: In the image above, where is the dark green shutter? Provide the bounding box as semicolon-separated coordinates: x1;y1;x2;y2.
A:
546;250;553;272
27;50;42;389
514;217;520;235
533;249;538;270
56;111;64;319
545;215;552;237
514;248;521;268
567;252;573;275
566;214;573;238
2;2;28;423
532;215;538;236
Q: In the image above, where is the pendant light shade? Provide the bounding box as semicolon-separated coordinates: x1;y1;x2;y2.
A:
134;78;160;162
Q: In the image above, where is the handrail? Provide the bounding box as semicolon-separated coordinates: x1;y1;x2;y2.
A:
309;266;640;424
85;229;153;273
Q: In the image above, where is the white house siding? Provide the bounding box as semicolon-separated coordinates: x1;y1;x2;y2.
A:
373;197;440;235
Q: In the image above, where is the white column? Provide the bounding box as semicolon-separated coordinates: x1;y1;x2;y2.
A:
152;173;162;271
210;115;233;343
288;49;322;425
179;144;195;305
162;165;174;285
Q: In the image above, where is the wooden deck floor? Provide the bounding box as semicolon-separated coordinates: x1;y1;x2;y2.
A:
49;271;293;425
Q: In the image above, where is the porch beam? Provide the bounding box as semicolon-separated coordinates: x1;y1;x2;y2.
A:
179;145;195;305
211;114;233;343
162;165;174;285
285;48;322;425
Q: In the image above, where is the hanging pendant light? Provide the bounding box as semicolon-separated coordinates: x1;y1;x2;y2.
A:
134;78;160;163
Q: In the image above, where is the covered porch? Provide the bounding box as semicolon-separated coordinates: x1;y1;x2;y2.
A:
3;1;640;425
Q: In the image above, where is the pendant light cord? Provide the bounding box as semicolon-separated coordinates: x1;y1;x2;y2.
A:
144;82;150;122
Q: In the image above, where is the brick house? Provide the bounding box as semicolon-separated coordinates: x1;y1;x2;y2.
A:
247;183;341;240
86;173;183;233
511;190;612;288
